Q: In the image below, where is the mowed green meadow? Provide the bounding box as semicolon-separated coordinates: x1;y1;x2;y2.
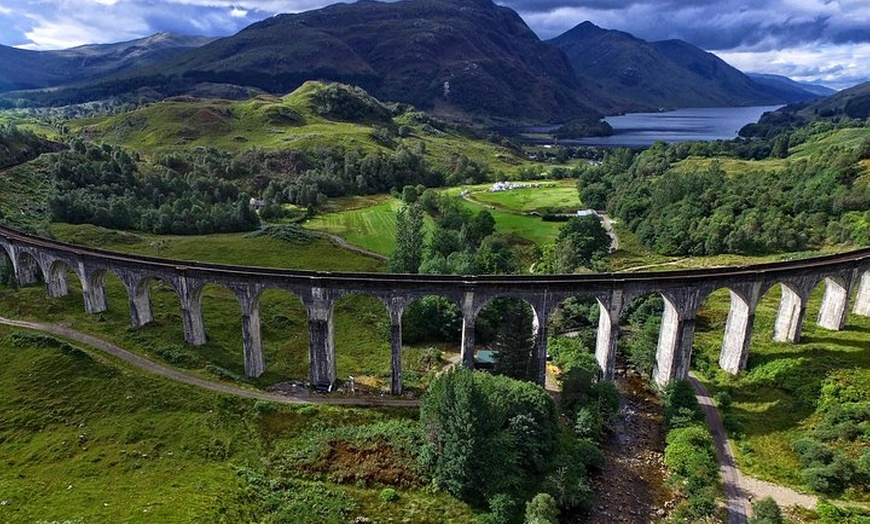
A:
304;181;578;256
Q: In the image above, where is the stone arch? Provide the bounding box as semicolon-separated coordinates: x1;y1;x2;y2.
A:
14;248;42;286
126;274;184;328
82;267;108;314
473;295;544;384
331;291;393;393
254;285;310;385
46;259;80;298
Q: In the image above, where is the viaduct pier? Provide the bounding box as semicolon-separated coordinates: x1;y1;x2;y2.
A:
1;225;868;394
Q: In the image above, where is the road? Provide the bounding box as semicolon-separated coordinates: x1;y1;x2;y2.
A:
0;316;419;408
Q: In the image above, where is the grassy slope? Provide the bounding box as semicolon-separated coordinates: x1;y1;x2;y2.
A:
71;81;527;173
0;325;474;523
693;285;870;501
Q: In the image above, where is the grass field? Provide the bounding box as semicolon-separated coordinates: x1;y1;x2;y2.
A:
305;196;434;256
692;284;870;502
0;325;475;523
49;223;385;273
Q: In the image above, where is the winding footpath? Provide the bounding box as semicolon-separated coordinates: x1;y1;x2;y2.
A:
0;316;418;408
689;375;750;524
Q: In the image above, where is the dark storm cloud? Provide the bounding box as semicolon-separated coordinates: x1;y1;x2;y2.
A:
497;0;870;50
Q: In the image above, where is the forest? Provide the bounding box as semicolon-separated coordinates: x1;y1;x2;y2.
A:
577;121;870;256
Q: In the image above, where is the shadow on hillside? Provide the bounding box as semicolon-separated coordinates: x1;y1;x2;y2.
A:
801;334;870;351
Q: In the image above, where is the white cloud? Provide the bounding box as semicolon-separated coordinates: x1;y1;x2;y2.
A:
230;6;248;17
715;43;870;89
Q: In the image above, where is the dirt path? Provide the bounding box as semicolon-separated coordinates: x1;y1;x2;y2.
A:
0;316;418;408
319;232;388;261
689;374;821;521
689;375;750;524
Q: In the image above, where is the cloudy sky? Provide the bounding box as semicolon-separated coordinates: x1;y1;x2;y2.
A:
0;0;867;90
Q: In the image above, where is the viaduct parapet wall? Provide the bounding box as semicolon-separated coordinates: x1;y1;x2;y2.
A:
1;225;868;394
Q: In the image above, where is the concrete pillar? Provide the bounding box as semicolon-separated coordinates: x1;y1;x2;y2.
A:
774;283;805;343
855;272;870;317
818;277;849;331
460;292;476;371
719;290;755;374
306;288;336;388
81;268;107;314
654;298;696;387
595;295;621;381
239;296;265;378
127;278;154;327
46;264;69;298
389;307;403;395
531;307;548;387
180;278;206;346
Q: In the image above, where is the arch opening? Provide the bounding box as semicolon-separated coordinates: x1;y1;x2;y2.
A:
15;250;42;286
617;293;666;383
546;295;601;376
474;296;540;384
0;247;13;288
332;292;391;393
400;294;462;393
257;288;310;387
197;282;246;380
694;287;753;377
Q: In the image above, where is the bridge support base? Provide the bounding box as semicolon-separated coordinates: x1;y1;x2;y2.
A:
774;284;805;343
719;290;754;374
654;300;695;388
818;277;849;331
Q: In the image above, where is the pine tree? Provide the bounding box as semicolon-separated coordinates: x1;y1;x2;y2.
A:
387;203;424;273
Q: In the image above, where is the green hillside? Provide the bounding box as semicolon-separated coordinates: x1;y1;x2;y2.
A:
0;325;474;523
74;81;526;173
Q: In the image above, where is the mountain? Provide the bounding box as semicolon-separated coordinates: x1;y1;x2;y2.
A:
141;0;610;124
747;73;836;99
740;82;870;138
0;33;216;92
548;22;811;110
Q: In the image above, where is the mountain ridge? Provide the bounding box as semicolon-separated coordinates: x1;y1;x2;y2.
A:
548;21;820;111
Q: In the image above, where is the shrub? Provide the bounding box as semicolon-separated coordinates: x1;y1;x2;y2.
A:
748;496;784;524
379;487;399;503
664;425;717;482
791;438;833;468
524;493;559;524
662;380;704;430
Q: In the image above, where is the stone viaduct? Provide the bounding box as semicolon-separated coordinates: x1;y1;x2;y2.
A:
1;225;868;394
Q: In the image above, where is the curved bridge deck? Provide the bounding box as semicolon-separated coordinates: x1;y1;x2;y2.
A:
1;225;868;393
